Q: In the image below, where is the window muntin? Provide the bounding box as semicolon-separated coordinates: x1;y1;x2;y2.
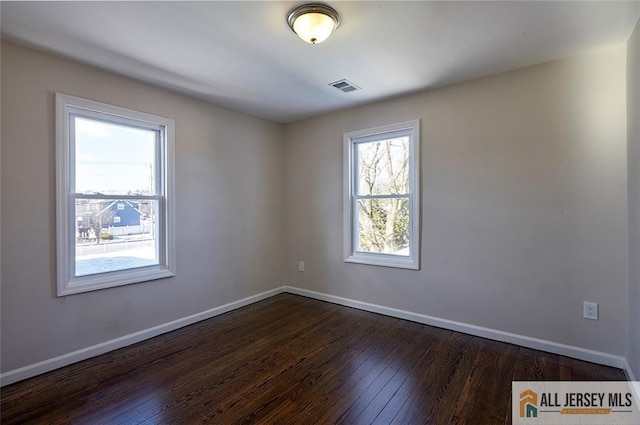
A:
56;94;175;296
344;120;420;269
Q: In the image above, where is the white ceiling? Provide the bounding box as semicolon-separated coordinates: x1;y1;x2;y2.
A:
2;1;639;123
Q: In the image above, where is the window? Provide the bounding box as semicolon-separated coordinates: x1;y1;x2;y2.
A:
56;93;175;296
343;120;420;269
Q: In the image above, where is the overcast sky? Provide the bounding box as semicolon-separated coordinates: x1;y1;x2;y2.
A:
75;117;156;195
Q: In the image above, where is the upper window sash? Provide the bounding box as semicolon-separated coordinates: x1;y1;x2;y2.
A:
353;133;412;197
67;111;166;197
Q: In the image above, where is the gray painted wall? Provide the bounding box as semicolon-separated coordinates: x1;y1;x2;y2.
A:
1;39;633;375
284;46;629;356
0;41;285;372
627;18;640;379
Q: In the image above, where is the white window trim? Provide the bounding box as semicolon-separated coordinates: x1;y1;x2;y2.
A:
343;119;420;270
56;93;175;296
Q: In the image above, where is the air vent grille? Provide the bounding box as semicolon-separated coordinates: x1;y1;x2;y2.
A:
329;79;361;93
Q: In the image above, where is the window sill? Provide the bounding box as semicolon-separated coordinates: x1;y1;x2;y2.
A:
345;253;419;270
58;266;175;296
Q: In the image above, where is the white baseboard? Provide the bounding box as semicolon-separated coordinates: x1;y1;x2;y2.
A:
625;358;638;381
2;284;631;387
0;286;286;387
623;359;640;407
284;286;626;370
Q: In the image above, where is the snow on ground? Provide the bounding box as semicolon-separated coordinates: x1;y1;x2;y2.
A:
76;246;158;276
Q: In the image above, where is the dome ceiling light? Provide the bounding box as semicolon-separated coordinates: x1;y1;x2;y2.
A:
287;3;340;44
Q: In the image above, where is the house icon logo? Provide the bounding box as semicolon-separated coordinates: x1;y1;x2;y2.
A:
520;389;538;418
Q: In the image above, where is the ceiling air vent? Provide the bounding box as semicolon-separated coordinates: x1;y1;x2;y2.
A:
329;79;360;93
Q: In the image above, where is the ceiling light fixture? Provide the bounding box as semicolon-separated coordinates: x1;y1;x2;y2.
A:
287;3;340;45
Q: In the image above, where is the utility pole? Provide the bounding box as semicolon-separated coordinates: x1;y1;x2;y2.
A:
148;163;154;240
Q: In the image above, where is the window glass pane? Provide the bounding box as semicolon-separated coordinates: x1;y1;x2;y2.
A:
74;117;156;195
75;198;159;276
357;197;410;256
356;136;409;196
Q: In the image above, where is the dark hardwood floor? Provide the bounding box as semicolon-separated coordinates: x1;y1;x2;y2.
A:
0;293;626;424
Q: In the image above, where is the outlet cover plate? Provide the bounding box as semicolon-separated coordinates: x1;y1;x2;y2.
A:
583;302;598;320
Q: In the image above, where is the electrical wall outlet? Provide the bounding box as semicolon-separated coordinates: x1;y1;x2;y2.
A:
298;261;304;272
583;302;598;320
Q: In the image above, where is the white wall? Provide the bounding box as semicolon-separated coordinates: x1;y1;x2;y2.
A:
284;46;629;356
627;18;640;379
0;41;285;372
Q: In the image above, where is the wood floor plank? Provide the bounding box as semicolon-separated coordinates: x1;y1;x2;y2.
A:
308;317;413;425
196;309;377;423
336;321;435;425
264;313;395;424
369;327;452;425
465;340;518;425
0;294;628;424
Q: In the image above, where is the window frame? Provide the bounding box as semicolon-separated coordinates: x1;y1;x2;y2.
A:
343;119;420;270
56;93;175;296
